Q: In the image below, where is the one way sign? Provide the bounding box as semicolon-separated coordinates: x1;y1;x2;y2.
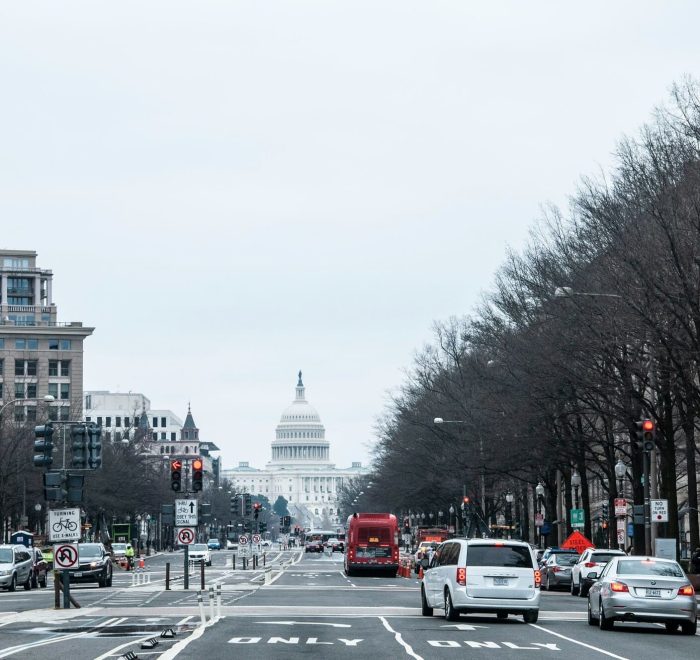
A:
175;499;198;526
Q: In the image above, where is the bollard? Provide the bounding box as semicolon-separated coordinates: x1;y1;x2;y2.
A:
197;591;206;626
200;560;205;591
264;568;272;585
165;562;170;590
216;583;222;618
243;557;247;570
54;570;60;609
209;586;215;621
232;554;236;571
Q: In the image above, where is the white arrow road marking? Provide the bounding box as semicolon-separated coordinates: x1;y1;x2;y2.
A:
440;624;489;631
257;621;352;628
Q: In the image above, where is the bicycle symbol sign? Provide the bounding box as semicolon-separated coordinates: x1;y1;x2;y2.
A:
48;508;81;541
53;543;79;569
176;527;196;545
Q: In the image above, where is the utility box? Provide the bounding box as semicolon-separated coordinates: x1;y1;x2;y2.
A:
10;531;34;548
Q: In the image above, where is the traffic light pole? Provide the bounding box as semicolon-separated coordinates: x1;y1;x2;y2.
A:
643;449;651;556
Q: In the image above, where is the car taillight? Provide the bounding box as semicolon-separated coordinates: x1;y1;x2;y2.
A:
456;567;466;586
534;570;541;587
610;581;629;593
678;584;695;596
584;562;596;568
552;566;561;573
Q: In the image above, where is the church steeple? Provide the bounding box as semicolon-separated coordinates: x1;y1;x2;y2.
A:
181;402;199;441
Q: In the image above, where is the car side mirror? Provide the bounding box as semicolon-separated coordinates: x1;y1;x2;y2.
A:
586;571;598;580
421;557;430;569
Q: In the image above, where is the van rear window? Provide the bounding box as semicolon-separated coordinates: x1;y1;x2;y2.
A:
467;545;534;568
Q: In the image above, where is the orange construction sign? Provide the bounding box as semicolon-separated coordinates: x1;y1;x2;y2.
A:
561;530;594;553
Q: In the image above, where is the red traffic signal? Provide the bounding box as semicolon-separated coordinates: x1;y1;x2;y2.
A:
170;459;182;492
642;420;655;432
462;496;470;504
171;459;182;470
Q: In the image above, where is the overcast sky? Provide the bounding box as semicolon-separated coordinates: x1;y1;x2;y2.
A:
1;2;697;470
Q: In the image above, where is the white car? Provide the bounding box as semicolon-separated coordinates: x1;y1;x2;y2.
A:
188;543;212;566
422;539;540;623
571;548;626;597
226;539;237;550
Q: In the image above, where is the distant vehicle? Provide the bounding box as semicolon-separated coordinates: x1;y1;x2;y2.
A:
325;538;343;552
226;539;237;550
111;543;132;560
416;527;451;545
587;556;697;634
188;543;212;566
305;540;323;553
421;539;540;623
539;546;578;567
68;543;113;587
344;512;399;577
31;548;49;588
415;541;440;569
0;545;33;591
571;548;626;597
541;553;578;590
260;539;272;548
207;539;221;550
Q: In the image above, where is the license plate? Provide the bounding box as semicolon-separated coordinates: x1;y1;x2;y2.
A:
73;572;83;577
493;577;509;586
646;588;661;597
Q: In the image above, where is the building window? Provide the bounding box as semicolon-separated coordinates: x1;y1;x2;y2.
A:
48;383;58;398
60;360;70;376
27;383;37;398
115;432;122;442
151;432;157;441
27;360;37;376
48;407;58;421
86;416;91;422
115;417;121;427
49;360;58;376
60;406;70;420
60;383;70;400
85;394;91;410
171;432;176;442
26;407;36;422
97;416;103;426
161;417;166;427
48;339;59;350
60;339;71;350
0;339;3;348
14;383;24;399
153;417;158;427
161;432;166;440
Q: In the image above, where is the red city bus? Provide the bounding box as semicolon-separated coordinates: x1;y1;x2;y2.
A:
344;513;399;577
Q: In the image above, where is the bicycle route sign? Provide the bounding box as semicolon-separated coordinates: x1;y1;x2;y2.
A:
48;508;81;542
175;499;198;526
53;543;79;570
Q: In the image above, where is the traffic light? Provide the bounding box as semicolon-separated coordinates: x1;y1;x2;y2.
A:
192;457;203;491
641;419;656;451
231;495;240;516
87;423;102;469
43;471;66;501
33;423;54;468
259;522;267;533
170;459;183;492
253;502;261;520
244;494;252;517
201;503;211;521
602;503;609;520
66;473;84;504
71;424;88;468
279;516;285;526
283;515;291;527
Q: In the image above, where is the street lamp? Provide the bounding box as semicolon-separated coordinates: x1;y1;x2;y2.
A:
614;459;627;498
449;504;455;532
0;394;55;417
535;482;545;548
571;471;581;509
505;491;514;539
438;510;443;526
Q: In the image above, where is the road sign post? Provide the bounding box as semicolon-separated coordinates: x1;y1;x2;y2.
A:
650;499;668;523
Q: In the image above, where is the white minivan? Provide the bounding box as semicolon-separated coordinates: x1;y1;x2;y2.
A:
421;539;541;623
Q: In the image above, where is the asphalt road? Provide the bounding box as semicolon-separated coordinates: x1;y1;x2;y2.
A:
0;549;696;659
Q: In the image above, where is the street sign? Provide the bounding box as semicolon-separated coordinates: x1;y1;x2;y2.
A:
570;509;584;528
540;521;552;536
252;534;261;544
239;535;249;545
614;498;627;516
175;499;198;526
175;527;196;545
651;499;668;522
561;531;595;553
53;543;79;569
535;513;544;527
616;518;625;531
617;530;625;545
238;545;251;558
48;508;81;542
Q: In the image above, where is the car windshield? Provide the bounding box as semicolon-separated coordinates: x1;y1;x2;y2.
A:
112;544;127;552
192;544;207;551
555;554;578;566
468;545;534;568
616;560;684;577
0;549;13;563
591;552;622;563
79;545;103;558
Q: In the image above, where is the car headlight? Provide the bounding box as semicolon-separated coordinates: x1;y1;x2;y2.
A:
0;569;11;576
90;562;99;569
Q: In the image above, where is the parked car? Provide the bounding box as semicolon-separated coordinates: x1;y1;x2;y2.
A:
587;556;697;634
538;546;578;567
260;540;273;548
207;539;221;550
421;539;540;623
305;540;323;553
31;547;49;588
68;543;113;587
188;543;212;566
0;545;33;591
541;552;579;590
571;548;626;597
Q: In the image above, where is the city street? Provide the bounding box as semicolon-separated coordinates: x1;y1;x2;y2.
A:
0;550;696;659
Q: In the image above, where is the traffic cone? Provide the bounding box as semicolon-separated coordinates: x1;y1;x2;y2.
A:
418;565;424;580
138;556;145;572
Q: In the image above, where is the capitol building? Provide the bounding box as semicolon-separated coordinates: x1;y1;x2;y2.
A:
221;373;368;529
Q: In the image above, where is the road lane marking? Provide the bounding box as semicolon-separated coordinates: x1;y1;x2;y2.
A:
528;623;630;659
0;630;88;658
257;621;352;628
380;616;423;660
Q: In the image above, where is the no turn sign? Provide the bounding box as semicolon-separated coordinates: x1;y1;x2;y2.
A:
53;543;79;570
252;534;261;544
239;535;249;545
176;527;196;545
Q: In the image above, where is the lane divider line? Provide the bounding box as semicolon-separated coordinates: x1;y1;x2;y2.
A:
379;616;423;660
528;623;630;660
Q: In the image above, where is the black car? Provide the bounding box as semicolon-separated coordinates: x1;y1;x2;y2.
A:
538;546;578;567
305;541;323;553
68;543;113;587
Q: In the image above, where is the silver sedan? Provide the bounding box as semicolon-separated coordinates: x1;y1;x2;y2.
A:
587;556;697;634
